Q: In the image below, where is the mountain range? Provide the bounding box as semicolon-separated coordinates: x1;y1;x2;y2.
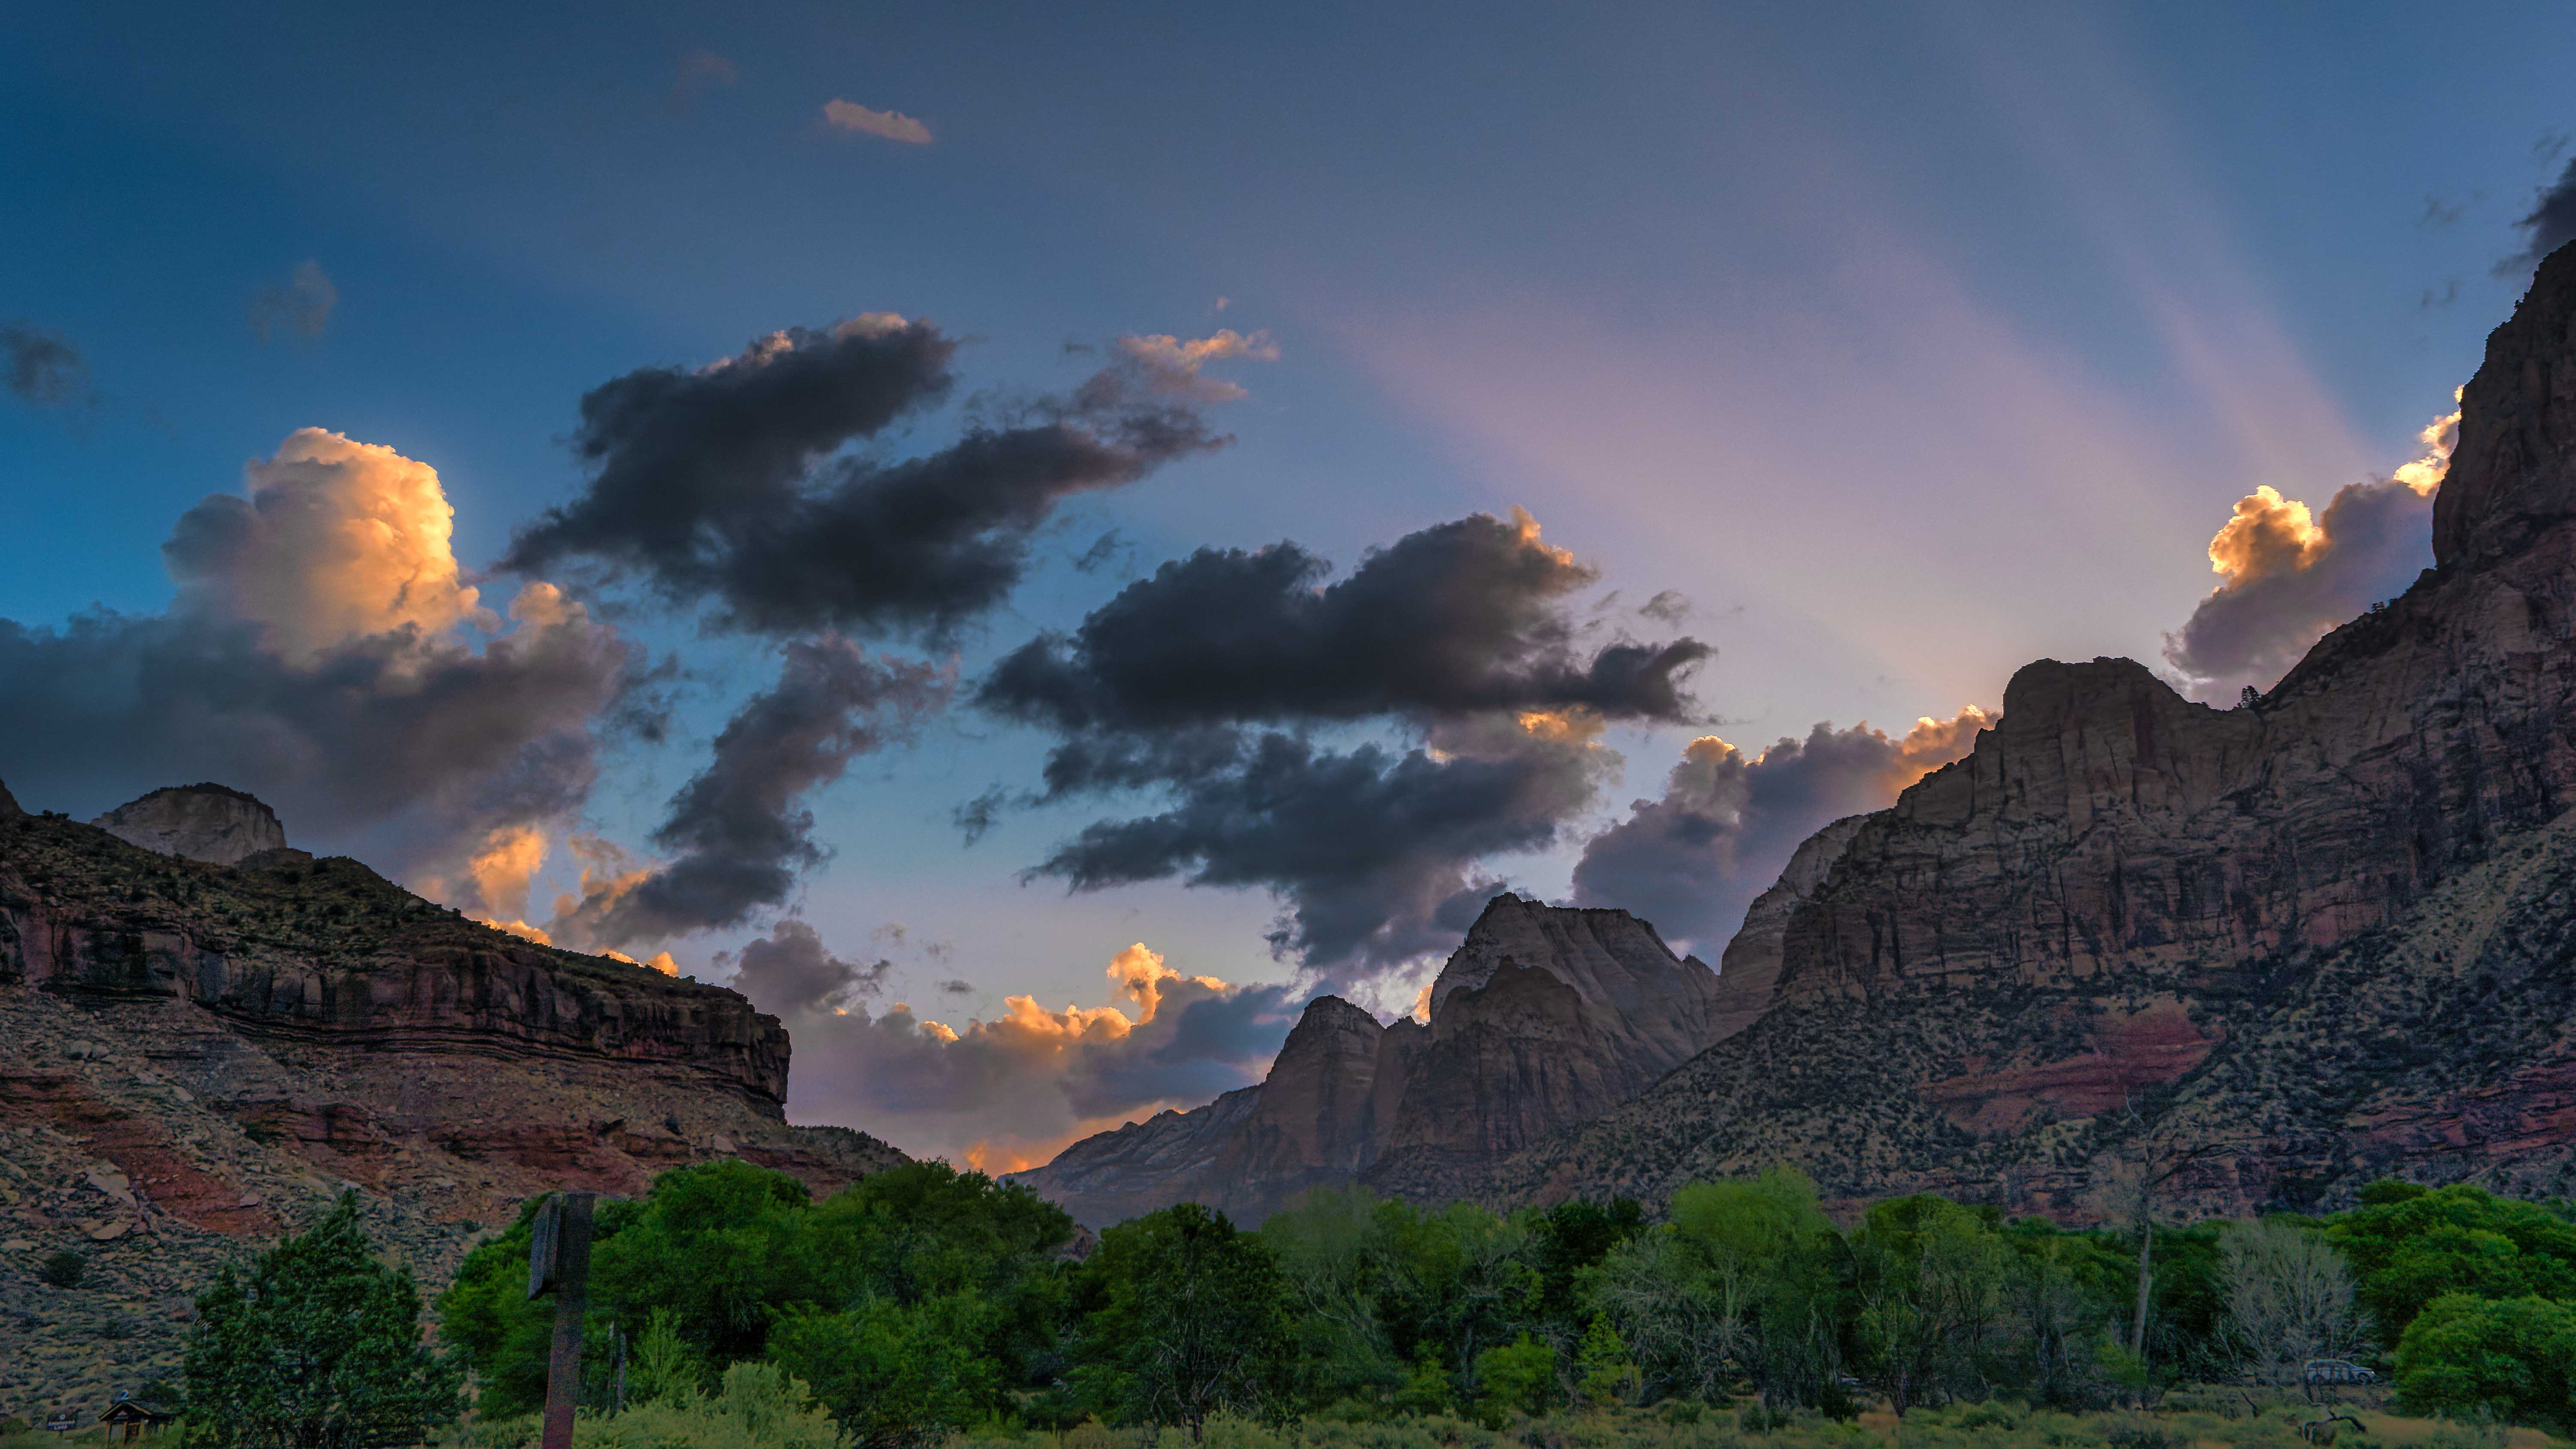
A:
1015;238;2576;1227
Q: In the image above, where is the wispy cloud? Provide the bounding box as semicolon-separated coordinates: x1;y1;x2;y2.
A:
1115;329;1280;402
1;322;89;407
249;260;338;343
822;99;933;145
670;50;738;112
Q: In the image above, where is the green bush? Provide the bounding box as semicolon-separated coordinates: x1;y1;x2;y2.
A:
1470;1336;1552;1428
40;1251;85;1288
573;1362;843;1449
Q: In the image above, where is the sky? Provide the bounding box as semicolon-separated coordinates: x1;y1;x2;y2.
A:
5;0;2573;1168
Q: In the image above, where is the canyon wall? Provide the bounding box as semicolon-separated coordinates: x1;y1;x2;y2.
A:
1475;240;2576;1219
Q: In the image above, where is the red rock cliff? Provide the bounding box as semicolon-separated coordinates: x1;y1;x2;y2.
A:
1476;242;2576;1219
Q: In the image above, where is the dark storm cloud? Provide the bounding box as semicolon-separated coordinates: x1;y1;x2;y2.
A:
1571;711;1988;954
1031;719;1611;969
559;635;950;948
980;508;1706;971
2;322;88;406
2511;159;2576;273
727;919;890;1013
979;510;1709;735
0;595;630;873
503;317;1225;640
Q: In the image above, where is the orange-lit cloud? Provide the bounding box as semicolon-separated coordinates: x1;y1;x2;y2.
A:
2163;398;2462;702
822;99;932;144
1116;329;1279;401
1104;941;1227;1022
173;428;492;660
479;917;553;945
731;931;1299;1169
462;824;548;920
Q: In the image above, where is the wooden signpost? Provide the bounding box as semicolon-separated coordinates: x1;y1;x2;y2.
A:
526;1192;598;1449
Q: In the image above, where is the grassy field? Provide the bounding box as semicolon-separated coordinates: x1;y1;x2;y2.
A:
937;1400;2565;1449
16;1396;2556;1449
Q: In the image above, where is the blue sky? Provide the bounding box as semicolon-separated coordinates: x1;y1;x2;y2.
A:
4;0;2569;1163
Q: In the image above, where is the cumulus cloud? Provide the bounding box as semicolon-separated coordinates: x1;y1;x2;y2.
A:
0;430;632;887
2;322;88;407
1034;712;1616;970
2161;399;2458;702
165;428;493;659
1114;329;1279;403
503;316;1224;640
249;261;338;342
670;49;738;112
1571;708;1992;955
822;100;933;145
729;919;890;1012
981;508;1708;744
2509;158;2576;273
729;931;1298;1168
553;635;951;948
980;507;1704;971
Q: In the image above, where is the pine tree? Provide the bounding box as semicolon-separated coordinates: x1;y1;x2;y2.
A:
183;1193;462;1449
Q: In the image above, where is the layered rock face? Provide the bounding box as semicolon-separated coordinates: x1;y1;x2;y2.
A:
1013;894;1727;1224
1363;897;1727;1199
91;783;289;866
0;790;904;1410
1474;243;2576;1220
1008;1087;1264;1232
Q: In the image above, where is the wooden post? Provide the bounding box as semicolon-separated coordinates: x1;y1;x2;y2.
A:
532;1192;597;1449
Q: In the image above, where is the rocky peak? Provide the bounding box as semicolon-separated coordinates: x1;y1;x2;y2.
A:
1707;812;1871;1040
2432;238;2576;569
1433;893;1718;1023
90;784;288;867
0;777;20;820
1015;899;1738;1224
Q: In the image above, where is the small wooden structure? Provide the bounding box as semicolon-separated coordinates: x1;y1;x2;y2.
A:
102;1396;176;1441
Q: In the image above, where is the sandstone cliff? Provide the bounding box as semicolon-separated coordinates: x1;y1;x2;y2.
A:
90;784;289;866
0;794;902;1411
1012;894;1726;1224
1471;241;2576;1220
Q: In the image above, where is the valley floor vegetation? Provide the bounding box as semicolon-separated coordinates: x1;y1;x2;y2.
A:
151;1163;2576;1449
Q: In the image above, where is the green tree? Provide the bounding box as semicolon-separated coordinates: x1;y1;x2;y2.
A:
629;1309;711;1407
435;1197;580;1417
1575;1313;1637;1406
2328;1182;2576;1343
1071;1203;1291;1439
1470;1335;1552;1427
767;1295;1000;1449
2391;1292;2576;1434
1848;1196;2010;1414
182;1193;462;1449
590;1161;823;1363
1597;1166;1842;1406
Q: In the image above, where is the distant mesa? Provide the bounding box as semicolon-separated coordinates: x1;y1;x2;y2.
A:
89;783;288;866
